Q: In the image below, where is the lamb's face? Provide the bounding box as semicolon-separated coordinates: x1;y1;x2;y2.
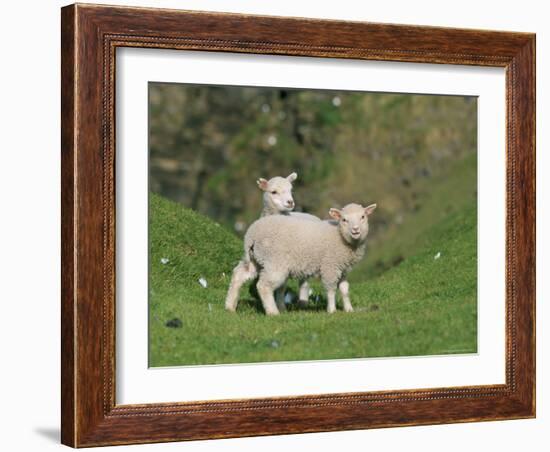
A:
329;203;377;245
257;173;297;213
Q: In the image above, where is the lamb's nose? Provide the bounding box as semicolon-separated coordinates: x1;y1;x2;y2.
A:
352;227;360;234
287;200;294;207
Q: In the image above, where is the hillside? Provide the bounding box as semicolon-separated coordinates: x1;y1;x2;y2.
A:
149;163;477;366
354;152;477;279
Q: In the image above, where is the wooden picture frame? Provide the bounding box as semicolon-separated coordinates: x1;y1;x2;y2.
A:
61;3;535;447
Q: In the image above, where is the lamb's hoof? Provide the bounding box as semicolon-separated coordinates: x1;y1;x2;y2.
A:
265;309;280;316
297;299;309;308
344;306;354;313
225;306;237;313
327;307;336;314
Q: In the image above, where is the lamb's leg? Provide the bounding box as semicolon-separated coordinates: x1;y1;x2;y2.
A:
326;286;337;314
257;271;287;316
275;283;287;312
225;260;257;312
339;280;353;312
298;280;310;306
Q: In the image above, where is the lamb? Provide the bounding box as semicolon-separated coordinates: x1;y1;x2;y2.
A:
225;203;376;315
256;172;318;306
257;172;319;222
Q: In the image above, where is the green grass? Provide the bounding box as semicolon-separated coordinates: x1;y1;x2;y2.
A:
149;157;477;366
353;152;478;280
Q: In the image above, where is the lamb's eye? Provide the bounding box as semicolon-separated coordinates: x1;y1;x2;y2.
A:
361;215;365;220
271;190;278;195
342;218;347;223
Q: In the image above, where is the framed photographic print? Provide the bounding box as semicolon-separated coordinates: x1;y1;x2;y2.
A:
61;3;535;447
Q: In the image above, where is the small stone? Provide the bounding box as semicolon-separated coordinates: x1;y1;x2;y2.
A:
198;277;208;288
270;340;280;348
434;252;441;260
165;318;182;328
160;257;169;265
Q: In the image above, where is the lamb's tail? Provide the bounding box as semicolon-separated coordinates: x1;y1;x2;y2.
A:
225;237;258;312
243;240;255;264
243;232;257;264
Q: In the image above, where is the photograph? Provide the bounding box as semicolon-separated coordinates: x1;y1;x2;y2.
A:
147;82;478;367
53;1;537;447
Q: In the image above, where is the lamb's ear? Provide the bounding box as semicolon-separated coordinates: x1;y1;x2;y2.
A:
364;204;377;216
256;178;269;191
329;208;342;220
286;172;298;183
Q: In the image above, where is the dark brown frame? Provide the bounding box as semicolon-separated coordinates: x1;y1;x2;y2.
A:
61;3;536;447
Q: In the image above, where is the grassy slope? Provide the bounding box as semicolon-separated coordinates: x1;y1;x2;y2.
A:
352;152;478;280
149;156;477;366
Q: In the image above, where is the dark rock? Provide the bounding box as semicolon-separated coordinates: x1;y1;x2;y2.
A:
165;318;183;328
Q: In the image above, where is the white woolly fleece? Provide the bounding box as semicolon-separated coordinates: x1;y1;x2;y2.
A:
245;214;368;289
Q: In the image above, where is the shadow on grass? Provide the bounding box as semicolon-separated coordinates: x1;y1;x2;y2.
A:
241;297;265;313
244;284;328;313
